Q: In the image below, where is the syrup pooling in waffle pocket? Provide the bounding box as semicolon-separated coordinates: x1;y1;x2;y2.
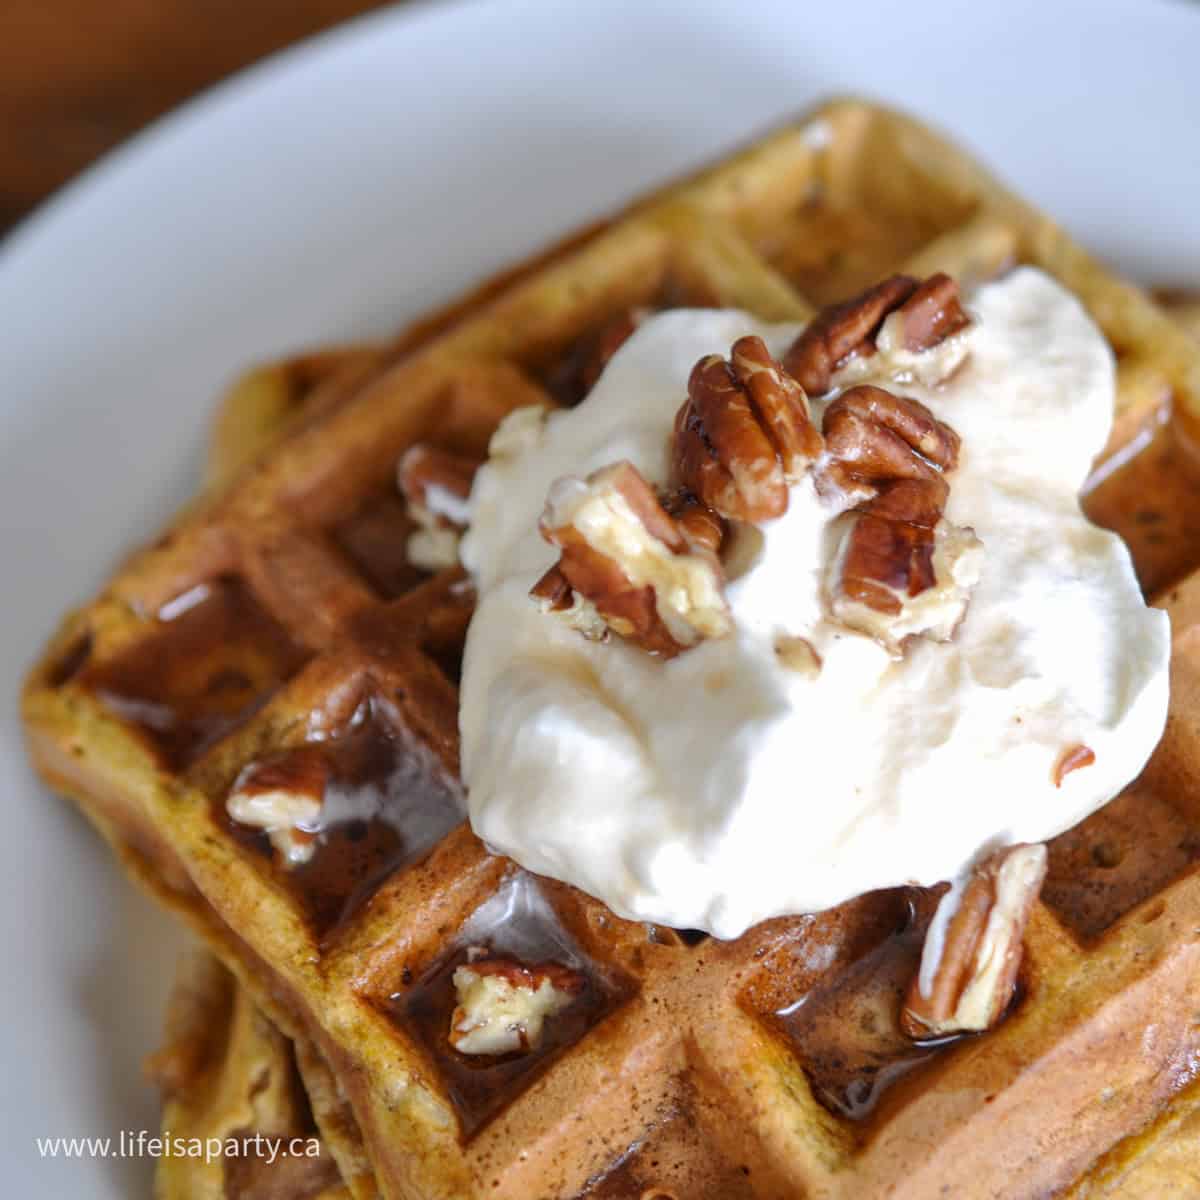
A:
769;887;949;1121
222;693;463;935
78;577;311;770
392;871;629;1138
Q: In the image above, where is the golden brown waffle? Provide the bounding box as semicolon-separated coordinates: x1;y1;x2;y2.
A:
1157;289;1200;344
155;276;1200;1200
23;98;1200;1199
147;949;351;1200
147;351;381;1200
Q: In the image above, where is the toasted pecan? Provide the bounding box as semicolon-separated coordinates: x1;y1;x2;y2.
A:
902;844;1047;1039
397;443;481;570
674;334;821;522
227;747;329;867
895;272;971;351
784;273;970;394
450;954;586;1056
533;462;730;656
783;274;919;394
397;444;479;520
819;385;981;650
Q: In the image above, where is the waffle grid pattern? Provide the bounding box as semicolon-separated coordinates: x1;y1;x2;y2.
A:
23;99;1200;1199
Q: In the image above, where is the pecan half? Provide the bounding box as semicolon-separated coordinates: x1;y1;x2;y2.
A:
821;384;961;500
784;273;970;394
783;275;918;394
450;955;586;1056
869;274;972;387
674;334;822;521
397;444;480;570
902;843;1047;1039
819;385;982;653
532;461;730;656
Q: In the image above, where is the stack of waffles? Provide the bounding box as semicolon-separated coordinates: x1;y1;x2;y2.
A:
22;100;1200;1199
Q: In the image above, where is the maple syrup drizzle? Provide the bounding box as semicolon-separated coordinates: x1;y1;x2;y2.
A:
222;696;463;937
81;578;309;769
392;873;622;1138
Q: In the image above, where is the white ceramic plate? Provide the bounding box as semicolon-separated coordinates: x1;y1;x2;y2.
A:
3;0;1198;1192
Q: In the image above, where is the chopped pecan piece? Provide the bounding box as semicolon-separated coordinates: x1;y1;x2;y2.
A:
226;747;329;867
665;488;726;555
902;843;1047;1039
449;955;586;1056
397;444;480;570
1053;743;1096;786
774;635;822;678
784;273;971;394
674;335;822;522
530;563;610;642
533;462;730;656
830;515;983;651
819;385;982;653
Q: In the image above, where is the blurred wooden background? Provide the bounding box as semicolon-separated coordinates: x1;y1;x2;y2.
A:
0;0;396;233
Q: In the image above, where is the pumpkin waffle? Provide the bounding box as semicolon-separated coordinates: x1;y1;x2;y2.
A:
22;99;1200;1199
158;282;1200;1200
1157;289;1200;344
146;949;352;1200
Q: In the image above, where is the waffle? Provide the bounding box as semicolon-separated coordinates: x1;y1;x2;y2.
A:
146;949;351;1200
168;286;1200;1200
22;98;1200;1199
1157;289;1200;344
145;351;384;1200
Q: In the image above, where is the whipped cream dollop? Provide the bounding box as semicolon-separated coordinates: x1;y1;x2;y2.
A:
459;268;1171;939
